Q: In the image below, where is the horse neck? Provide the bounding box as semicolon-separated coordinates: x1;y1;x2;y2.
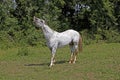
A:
42;24;54;40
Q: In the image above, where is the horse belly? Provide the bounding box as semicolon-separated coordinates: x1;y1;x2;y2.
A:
57;37;71;48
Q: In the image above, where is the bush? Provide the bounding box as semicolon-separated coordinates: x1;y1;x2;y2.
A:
102;30;120;43
81;29;120;45
25;28;45;46
81;30;95;45
0;31;14;49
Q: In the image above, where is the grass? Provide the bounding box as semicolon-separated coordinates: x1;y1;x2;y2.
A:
0;43;120;80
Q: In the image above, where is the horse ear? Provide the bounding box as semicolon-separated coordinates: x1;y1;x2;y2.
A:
33;16;36;21
33;16;38;21
33;16;35;19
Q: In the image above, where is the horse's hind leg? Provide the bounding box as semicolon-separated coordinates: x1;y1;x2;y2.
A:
69;43;78;64
73;43;79;63
69;48;78;63
73;48;78;63
69;52;74;63
69;45;74;63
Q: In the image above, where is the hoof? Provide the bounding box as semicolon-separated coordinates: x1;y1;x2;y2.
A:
69;60;76;64
49;65;52;68
73;61;76;64
49;63;54;68
69;60;73;64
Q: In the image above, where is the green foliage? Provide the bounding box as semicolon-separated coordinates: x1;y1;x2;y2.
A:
0;0;120;49
102;30;120;43
81;30;94;45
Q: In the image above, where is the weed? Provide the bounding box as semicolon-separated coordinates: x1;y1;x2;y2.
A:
17;47;29;56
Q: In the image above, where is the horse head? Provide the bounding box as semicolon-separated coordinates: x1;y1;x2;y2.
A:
33;16;45;29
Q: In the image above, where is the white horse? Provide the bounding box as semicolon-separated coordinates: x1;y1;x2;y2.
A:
33;16;82;67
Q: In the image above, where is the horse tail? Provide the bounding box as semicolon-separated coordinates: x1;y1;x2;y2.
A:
78;35;82;52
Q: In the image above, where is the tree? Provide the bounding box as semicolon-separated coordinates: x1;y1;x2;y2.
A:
113;0;120;31
0;0;120;48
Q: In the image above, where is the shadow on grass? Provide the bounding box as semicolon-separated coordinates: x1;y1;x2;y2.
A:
24;60;67;67
55;60;67;64
24;63;49;66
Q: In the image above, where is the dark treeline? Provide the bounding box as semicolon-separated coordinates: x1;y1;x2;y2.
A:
0;0;120;48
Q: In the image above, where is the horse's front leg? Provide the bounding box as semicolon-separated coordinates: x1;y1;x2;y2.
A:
50;53;55;67
49;46;57;67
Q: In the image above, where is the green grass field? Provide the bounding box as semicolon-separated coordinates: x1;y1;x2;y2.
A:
0;43;120;80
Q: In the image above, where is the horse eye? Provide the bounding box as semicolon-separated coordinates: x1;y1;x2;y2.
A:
41;20;43;23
